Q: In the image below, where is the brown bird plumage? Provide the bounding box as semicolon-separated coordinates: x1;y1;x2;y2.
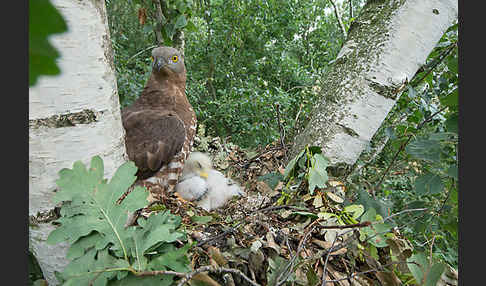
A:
121;46;197;198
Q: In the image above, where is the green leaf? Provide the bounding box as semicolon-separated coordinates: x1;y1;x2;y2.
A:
317;212;337;220
140;224;184;255
385;127;396;140
425;263;446;286
414;172;444;195
343;204;364;219
308;153;329;194
258;172;284;190
308;168;327;194
407;85;417;99
29;0;68;86
58;248;129;285
267;255;298;285
176;1;187;13
185;20;198;32
174;14;188;29
48;157;148;260
190;215;213;224
147;243;191;273
359;208;391;248
446;165;458;180
446;54;458;74
440;89;458;109
163;23;175;42
134;211;185;255
407;252;428;284
444;113;458;134
406;138;442;162
305;265;319;286
292;211;318;219
47;156;191;284
355;189;393;218
407;253;445;286
142;25;154;33
66;232;104;260
284;149;305;178
110;273;174;285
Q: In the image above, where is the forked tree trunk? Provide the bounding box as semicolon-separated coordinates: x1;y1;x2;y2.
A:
29;0;126;284
291;0;458;170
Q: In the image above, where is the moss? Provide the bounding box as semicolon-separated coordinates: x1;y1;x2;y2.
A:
29;109;103;129
291;0;408;164
337;123;359;138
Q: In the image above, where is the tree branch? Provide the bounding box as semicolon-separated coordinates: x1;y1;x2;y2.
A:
175;266;261;286
348;0;353;19
411;42;457;87
274;103;287;160
129;45;158;61
328;0;347;39
153;0;166;45
324;261;420;283
374;106;448;190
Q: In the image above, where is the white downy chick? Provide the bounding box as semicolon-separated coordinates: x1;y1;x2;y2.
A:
175;152;244;211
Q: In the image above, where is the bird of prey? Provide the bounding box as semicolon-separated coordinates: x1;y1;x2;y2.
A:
175;152;245;211
121;46;197;198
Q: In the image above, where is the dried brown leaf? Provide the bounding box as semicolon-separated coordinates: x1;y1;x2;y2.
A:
311;239;347;255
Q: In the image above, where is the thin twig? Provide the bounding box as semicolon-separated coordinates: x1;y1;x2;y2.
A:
348;0;353;19
257;205;307;213
153;0;165;44
236;147;282;169
276;219;320;286
175;266;261;286
429;234;436;265
294;103;304;124
274;103;287;160
324;261;420;283
374;106;448;190
317;207;429;279
328;0;347;38
129;45;158;61
411;42;457;87
381;208;428;223
321;231;340;286
196;222;243;247
319;221;372;229
436;179;454;216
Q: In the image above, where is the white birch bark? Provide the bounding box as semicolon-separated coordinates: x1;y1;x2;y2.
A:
291;0;458;168
29;0;126;284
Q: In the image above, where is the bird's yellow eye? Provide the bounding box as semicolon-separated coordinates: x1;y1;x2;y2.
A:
171;55;178;63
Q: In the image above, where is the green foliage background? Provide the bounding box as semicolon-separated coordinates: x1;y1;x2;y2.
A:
106;0;458;269
29;0;68;86
29;0;458;283
107;0;359;147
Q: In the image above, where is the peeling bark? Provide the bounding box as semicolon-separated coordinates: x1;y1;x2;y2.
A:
291;0;458;169
29;0;127;284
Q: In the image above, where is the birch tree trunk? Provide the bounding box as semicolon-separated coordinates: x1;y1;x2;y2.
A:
291;0;458;171
29;0;126;284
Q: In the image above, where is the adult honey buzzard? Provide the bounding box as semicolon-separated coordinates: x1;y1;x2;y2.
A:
121;46;197;197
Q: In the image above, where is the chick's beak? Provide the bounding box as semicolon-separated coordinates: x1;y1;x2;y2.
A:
199;171;209;179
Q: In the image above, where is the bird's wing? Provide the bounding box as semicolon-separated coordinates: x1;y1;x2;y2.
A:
175;176;208;201
205;170;243;210
122;109;186;179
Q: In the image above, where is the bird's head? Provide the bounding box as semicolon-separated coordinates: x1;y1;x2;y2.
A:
183;152;212;179
150;46;185;75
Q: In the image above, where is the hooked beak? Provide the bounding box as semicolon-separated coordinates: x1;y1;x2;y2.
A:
153;57;167;72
